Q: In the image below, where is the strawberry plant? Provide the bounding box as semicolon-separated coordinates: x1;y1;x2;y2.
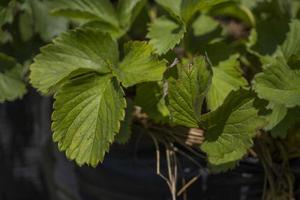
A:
1;0;300;199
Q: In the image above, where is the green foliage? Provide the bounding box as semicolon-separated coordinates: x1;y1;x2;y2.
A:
29;27;166;165
253;56;300;108
270;107;300;138
147;0;227;54
30;28;119;94
147;16;185;55
167;57;212;127
52;74;126;166
51;0;146;38
116;41;167;87
201;90;266;170
115;98;134;144
207;54;248;110
135;82;169;123
2;0;300;178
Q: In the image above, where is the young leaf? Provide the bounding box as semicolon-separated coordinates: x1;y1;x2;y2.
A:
51;0;119;28
116;41;167;87
147;17;185;55
201;90;266;170
167;57;212;127
52;74;126;167
207;54;248;111
253;56;300;108
30;28;119;94
0;53;26;102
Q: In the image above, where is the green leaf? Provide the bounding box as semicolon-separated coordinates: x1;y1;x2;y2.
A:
271;107;300;138
167;57;212;127
0;1;15;27
180;0;202;23
135;82;169;123
82;20;124;39
253;56;300;108
115;98;134;144
264;104;287;131
117;0;146;29
155;0;182;21
18;10;34;42
198;0;235;11
52;74;126;167
192;14;219;36
280;19;300;61
207;54;248;110
201;90;266;169
29;0;69;41
30;28;119;94
51;0;119;28
209;2;256;26
0;53;26;102
116;41;167;87
147;17;185;55
155;0;211;23
250;19;300;61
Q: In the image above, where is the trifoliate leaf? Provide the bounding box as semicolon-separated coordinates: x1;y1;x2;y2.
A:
51;0;119;28
117;0;146;30
115;98;134;144
147;17;185;55
52;74;126;167
116;41;167;87
135;82;169;123
0;53;26;102
30;28;119;94
201;90;266;169
207;54;248;111
253;56;300;108
167;57;212;127
271;107;300;138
